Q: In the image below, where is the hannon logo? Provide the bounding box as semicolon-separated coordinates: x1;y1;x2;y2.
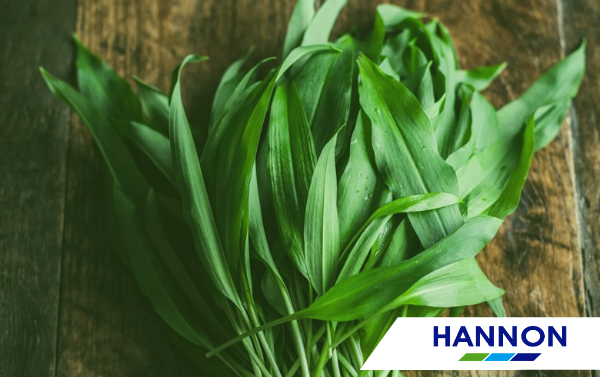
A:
361;318;600;370
433;325;567;362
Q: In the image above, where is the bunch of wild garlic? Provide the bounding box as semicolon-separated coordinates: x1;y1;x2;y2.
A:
41;0;585;375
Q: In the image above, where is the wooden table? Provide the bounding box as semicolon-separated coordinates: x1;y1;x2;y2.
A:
1;0;598;376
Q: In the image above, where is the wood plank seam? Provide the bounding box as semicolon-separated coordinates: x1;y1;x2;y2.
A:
556;0;588;319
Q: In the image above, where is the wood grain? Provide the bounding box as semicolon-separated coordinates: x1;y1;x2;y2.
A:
562;0;600;322
0;0;75;376
427;0;587;320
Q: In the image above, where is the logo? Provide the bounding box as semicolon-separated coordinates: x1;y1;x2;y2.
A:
362;318;600;370
433;324;566;362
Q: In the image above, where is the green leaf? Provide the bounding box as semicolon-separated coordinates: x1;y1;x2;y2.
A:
112;184;211;348
457;118;534;219
133;76;170;135
368;218;419;269
267;82;316;275
249;165;281;276
376;4;425;29
455;62;506;91
296;35;356;155
169;54;241;309
121;121;174;186
471;91;499;151
381;30;412;77
210;48;253;128
369;193;461;225
403;42;429;77
305;216;501;321
301;0;347;46
143;190;232;342
357;54;463;248
391;258;504;308
210;57;276;136
201;67;277;276
357;259;501;357
40;68;149;206
277;44;340;83
262;273;288;316
445;85;475;169
283;0;316;58
305;133;340;296
206;216;502;356
402;61;435;109
426;22;461;159
378;58;399;81
250;165;312;377
488;297;507;317
73;35;143;122
338;193;461;282
424;93;446;121
337;111;388;247
486;117;535;218
337;216;391;283
358;10;385;62
498;41;585;140
533;97;571;150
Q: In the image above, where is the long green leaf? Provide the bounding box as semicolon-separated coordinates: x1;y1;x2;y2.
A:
486;117;535;218
40;68;149;206
498;41;585;140
457;118;534;219
376;4;425;29
201;67;277;276
74;35;143;122
305;133;340;296
283;0;316;58
301;0;347;46
113;185;211;348
357;54;463;248
268;82;316;275
210;48;254;129
337;111;388;247
533;97;571;151
210;57;276;138
276;44;340;83
296;35;356;155
455;62;506;91
169;54;241;308
338;193;461;282
391;258;504;308
133;76;170;135
144;190;233;343
122;121;174;185
305;216;501;321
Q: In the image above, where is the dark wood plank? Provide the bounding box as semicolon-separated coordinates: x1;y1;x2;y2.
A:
562;0;600;322
0;0;76;376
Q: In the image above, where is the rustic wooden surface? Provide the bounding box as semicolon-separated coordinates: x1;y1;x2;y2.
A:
0;0;598;376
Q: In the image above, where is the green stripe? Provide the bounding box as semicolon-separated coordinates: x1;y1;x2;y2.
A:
459;353;490;361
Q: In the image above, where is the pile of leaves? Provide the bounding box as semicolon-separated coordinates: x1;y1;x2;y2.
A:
41;0;585;376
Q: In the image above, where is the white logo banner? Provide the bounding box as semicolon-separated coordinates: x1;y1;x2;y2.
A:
362;318;600;370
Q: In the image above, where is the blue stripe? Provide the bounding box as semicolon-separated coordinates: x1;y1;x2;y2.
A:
510;353;541;361
484;353;515;361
